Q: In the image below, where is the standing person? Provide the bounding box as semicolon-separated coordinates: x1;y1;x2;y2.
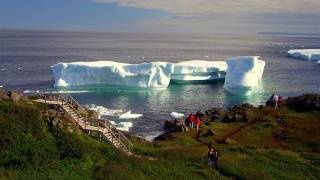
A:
188;114;195;129
272;93;279;109
213;150;219;168
208;147;215;167
196;116;201;133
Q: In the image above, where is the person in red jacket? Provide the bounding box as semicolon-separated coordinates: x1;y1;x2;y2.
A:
188;114;195;128
196;116;201;133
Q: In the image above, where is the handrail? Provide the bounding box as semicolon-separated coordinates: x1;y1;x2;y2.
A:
40;93;133;153
92;118;133;152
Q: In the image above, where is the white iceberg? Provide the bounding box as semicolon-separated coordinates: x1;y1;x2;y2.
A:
87;104;123;118
223;56;265;95
288;49;320;61
52;61;173;88
317;60;320;65
170;112;184;119
119;111;143;119
51;60;227;88
109;121;132;132
171;60;227;83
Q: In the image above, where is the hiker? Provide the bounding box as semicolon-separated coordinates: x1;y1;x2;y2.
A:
195;116;201;133
208;148;219;168
272;93;279;109
188;114;195;128
208;147;215;167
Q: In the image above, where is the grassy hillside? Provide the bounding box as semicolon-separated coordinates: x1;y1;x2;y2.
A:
0;94;320;179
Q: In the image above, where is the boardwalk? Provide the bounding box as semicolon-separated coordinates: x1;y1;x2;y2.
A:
34;94;133;155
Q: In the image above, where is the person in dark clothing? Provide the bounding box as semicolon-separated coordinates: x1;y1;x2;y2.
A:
208;147;219;168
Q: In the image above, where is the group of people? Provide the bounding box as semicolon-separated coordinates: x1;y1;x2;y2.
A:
186;111;203;133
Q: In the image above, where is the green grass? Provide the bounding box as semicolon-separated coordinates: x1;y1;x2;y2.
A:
0;98;320;179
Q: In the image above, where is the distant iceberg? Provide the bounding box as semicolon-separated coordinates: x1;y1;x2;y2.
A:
51;60;227;88
170;112;184;119
317;60;320;65
223;56;265;95
288;49;320;61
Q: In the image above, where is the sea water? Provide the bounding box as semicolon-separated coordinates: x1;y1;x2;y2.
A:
1;30;320;138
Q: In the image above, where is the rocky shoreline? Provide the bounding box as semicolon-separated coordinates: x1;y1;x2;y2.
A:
156;93;320;141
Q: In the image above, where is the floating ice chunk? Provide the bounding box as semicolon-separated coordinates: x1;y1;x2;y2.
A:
23;90;40;94
0;86;3;88
170;112;184;119
119;111;143;119
117;122;133;132
87;104;123;118
288;49;320;61
108;121;132;132
224;56;265;95
317;60;320;65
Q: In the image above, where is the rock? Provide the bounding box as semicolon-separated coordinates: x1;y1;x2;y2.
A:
154;132;174;141
7;91;26;102
203;129;217;137
0;89;9;100
286;93;320;112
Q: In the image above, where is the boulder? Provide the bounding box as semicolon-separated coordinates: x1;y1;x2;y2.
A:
202;129;217;137
0;89;9;100
7;91;26;102
286;93;320;112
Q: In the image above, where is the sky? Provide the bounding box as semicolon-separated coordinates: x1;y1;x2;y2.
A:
0;0;319;34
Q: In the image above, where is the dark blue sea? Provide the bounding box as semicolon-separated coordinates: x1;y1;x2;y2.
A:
1;30;319;138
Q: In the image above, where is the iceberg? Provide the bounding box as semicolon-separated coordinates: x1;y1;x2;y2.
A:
51;60;227;88
288;49;320;61
171;60;227;83
170;112;184;119
223;56;265;95
317;60;320;65
109;121;132;132
52;61;174;88
119;111;143;119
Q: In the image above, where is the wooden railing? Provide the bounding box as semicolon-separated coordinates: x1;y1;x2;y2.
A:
41;93;133;153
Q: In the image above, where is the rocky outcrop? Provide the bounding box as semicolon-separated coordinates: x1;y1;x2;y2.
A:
222;103;253;123
286;93;320;112
0;90;27;102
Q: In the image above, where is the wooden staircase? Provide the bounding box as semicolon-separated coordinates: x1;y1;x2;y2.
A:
34;93;133;155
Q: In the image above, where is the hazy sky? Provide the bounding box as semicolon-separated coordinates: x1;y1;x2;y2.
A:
1;0;319;34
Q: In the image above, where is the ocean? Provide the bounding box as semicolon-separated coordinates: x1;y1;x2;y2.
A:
1;30;320;138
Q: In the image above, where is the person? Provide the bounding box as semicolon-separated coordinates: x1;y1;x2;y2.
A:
195;116;201;133
188;114;195;129
212;150;219;168
208;147;215;167
272;93;279;109
208;148;219;168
